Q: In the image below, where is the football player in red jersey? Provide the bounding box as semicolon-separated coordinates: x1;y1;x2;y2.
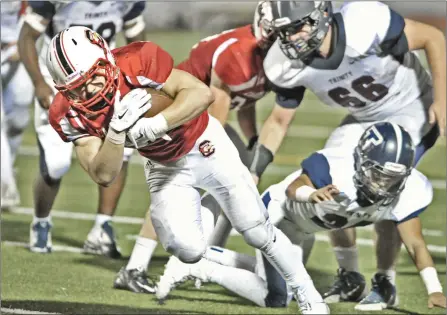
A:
46;26;329;314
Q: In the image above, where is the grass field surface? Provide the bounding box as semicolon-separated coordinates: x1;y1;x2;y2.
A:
1;31;445;315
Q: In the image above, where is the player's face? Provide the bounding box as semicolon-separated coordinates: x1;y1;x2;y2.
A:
70;71;107;102
288;24;312;42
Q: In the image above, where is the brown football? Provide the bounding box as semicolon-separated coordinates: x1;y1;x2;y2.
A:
143;87;174;118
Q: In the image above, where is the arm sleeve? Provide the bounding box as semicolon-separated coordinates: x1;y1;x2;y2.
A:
273;85;306;109
123;1;146;22
24;1;56;33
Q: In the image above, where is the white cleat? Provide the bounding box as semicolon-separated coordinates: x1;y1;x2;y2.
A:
1;182;20;210
156;256;211;302
295;284;330;314
29;220;53;253
83;221;122;258
156;256;194;302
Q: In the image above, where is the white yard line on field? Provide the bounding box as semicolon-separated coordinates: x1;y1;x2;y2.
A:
0;307;60;315
5;207;444;253
16;145;447;189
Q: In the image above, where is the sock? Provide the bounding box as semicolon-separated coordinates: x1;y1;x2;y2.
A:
208;213;233;247
200;206;215;243
205;245;257;272
126;236;158;271
334;246;360;272
204;256;268;307
32;215;52;225
377;269;396;286
95;214;112;227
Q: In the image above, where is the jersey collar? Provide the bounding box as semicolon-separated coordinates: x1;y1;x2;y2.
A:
306;13;346;70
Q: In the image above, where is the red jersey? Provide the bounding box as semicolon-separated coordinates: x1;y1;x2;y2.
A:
176;25;270;110
49;41;209;163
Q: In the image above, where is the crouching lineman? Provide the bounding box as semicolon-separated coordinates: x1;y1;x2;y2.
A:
159;122;446;311
46;26;329;314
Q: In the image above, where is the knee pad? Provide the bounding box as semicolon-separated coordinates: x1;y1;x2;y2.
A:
6;109;30;138
241;221;273;250
167;240;206;264
37;139;72;185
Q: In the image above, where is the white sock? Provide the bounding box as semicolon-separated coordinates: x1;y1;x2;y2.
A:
200;206;215;243
377;269;396;286
126;236;158;271
205;245;257;272
32;215;52;225
334;246;360;272
95;214;112;227
205;258;268;307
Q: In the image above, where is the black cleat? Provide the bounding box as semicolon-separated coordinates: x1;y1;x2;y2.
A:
113;267;156;294
323;268;368;303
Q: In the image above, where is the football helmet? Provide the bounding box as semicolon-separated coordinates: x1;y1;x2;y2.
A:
353;122;415;205
269;1;333;61
46;26;119;115
253;1;276;49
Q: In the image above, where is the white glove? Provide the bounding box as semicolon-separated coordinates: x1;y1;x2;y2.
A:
109;89;152;133
127;114;171;149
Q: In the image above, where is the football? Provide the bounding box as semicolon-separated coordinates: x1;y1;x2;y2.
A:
143;87;174;117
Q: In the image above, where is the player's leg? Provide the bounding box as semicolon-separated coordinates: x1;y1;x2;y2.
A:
3;63;34;161
31;100;73;253
323;117;370;303
83;149;134;258
198;116;328;313
114;206;158;293
0;100;20;209
202;123;254;248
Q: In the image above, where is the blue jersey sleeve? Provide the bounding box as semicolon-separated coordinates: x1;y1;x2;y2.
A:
123;1;146;22
28;1;56;21
273;85;306;109
301;152;333;189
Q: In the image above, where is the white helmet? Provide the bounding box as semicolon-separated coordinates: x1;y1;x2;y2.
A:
253;1;275;49
46;26;119;115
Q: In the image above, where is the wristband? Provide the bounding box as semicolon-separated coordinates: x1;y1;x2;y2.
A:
249;143;274;178
106;128;126;145
149;114;169;138
420;267;443;294
294;185;317;202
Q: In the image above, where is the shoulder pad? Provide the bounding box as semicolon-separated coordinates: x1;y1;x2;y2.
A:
213;38;260;86
341;1;390;56
113;41;173;90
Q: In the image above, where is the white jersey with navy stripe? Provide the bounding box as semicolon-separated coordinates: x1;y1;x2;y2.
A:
25;1;145;63
264;1;432;119
264;147;433;234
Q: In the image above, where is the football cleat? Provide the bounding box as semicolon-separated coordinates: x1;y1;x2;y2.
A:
83;221;122;258
295;286;330;315
156;256;211;302
323;268;367;303
1;181;20;210
113;267;156;294
354;273;398;311
29;220;53;253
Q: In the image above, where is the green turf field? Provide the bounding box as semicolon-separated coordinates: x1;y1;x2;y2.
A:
1;31;446;315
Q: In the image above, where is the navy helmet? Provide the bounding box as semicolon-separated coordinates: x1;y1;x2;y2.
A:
268;1;333;61
354;122;415;204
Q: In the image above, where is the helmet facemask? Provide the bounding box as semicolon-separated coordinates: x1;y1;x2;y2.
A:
353;147;412;205
274;1;332;61
253;1;276;50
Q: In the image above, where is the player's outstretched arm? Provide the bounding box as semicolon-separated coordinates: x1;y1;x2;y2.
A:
286;173;339;203
18;18;53;109
160;69;215;129
404;18;446;136
250;104;297;183
397;217;446;309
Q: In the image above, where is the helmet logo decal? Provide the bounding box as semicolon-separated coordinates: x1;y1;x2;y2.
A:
362;126;384;150
85;30;105;49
